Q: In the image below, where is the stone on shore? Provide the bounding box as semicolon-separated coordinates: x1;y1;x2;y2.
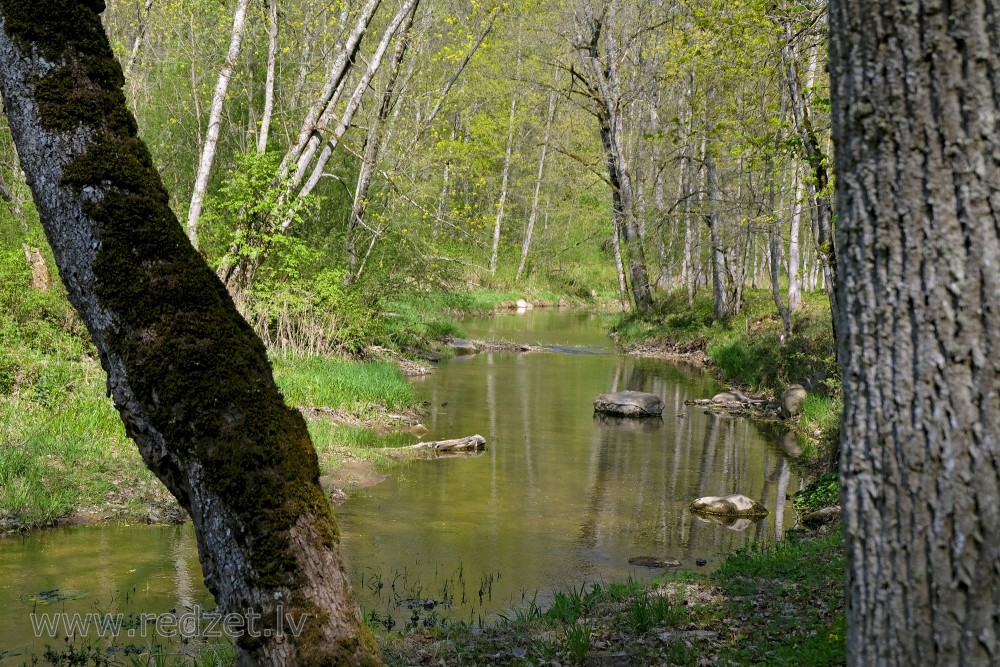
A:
781;384;808;417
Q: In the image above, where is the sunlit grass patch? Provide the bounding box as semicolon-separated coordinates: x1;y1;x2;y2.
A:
272;354;415;412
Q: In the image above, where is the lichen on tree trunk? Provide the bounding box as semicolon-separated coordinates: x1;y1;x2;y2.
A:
0;2;380;664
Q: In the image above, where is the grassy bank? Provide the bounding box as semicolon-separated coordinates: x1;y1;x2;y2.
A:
375;527;845;666
0;349;418;532
613;289;841;457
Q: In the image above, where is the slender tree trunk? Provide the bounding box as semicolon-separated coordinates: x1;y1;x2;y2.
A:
0;4;379;665
611;221;629;310
705;151;729;320
767;162;791;337
787;166;803;311
781;26;839;344
433;125;456;240
490;97;517;274
123;0;155;80
517;90;556;280
347;0;419;277
831;1;1000;664
186;0;251;247
256;0;278;154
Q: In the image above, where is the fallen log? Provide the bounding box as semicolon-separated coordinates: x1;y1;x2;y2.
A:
406;434;487;453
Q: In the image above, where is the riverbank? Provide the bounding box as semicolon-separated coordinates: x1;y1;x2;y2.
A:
378;529;845;666
612;289;841;467
0;351;424;532
0;280;606;532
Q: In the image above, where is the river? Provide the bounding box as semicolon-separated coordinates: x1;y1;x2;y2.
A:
0;309;802;655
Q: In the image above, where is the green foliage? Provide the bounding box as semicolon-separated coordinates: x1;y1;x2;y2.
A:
623;590;687;634
613;289;838;397
792;472;841;512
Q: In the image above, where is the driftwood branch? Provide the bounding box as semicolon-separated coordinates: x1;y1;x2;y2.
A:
405;435;486;453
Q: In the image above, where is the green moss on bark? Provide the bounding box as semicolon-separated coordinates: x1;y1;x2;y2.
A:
1;0;351;651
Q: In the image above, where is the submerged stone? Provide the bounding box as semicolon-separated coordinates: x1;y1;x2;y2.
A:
593;390;664;418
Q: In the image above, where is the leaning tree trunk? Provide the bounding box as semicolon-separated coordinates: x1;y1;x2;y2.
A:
0;4;380;665
830;1;1000;665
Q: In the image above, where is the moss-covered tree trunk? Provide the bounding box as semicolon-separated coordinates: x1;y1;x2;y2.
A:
0;2;381;665
831;0;1000;663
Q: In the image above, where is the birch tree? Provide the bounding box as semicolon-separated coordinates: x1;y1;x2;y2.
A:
186;0;250;247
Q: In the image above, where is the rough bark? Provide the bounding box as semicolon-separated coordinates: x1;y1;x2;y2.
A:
0;3;380;664
186;0;250;247
830;0;1000;664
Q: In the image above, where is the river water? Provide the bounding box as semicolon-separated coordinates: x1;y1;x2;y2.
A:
0;309;801;654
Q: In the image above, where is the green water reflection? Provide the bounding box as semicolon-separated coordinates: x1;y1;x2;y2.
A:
0;524;214;657
337;310;800;625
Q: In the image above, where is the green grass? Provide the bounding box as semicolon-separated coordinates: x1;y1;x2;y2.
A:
799;393;842;435
713;529;846;666
271;354;415;411
379;530;846;666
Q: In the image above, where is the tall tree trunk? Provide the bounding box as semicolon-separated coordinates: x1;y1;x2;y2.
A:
767;161;791;337
186;0;250;247
347;0;419;277
490;96;517;275
782;26;840;344
787;166;803;311
0;5;379;665
517;90;556;281
704;151;729;320
830;0;1000;664
578;0;652;312
256;0;278;154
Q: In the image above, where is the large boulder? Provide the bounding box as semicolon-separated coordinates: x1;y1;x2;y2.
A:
781;384;808;417
689;494;768;517
594;391;664;418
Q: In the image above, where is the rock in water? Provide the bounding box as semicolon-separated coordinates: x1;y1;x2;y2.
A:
593;391;664;418
689;494;768;517
781;384;808;417
447;338;478;355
